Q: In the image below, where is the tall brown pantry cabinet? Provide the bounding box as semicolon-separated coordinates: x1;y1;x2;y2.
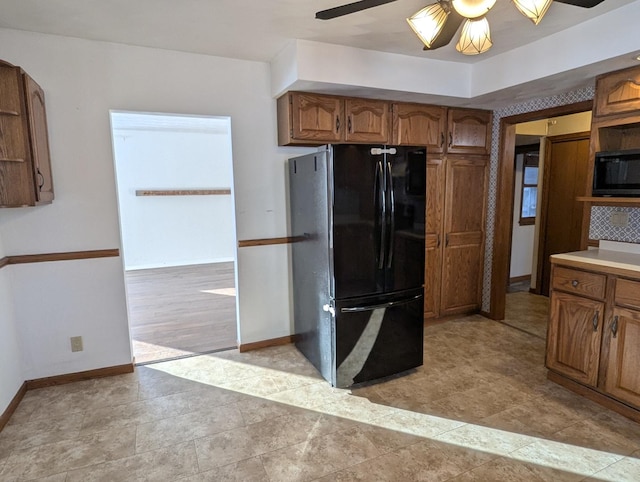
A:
394;106;491;320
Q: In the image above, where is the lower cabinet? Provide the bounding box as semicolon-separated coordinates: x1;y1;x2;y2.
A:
546;291;604;386
546;260;640;420
604;305;640;407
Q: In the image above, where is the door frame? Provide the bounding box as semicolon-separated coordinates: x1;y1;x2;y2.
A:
489;100;593;320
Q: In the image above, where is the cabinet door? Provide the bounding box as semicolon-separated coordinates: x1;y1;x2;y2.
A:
290;93;343;143
446;108;492;156
0;64;34;207
392;103;445;152
439;157;487;316
604;306;640;408
344;98;389;143
23;74;54;204
594;66;640;117
424;158;444;319
546;291;604;387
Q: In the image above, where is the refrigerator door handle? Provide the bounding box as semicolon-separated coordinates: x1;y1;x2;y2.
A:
386;160;395;269
340;294;422;313
376;160;386;269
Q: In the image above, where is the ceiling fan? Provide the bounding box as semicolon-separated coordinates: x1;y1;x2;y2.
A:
316;0;606;55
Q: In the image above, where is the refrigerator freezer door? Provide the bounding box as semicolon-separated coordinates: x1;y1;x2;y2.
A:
331;145;386;299
289;151;334;383
334;289;424;388
384;147;426;293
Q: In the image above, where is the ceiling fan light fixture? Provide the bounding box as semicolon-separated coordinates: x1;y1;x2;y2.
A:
451;0;496;19
512;0;553;25
407;3;449;48
456;17;492;55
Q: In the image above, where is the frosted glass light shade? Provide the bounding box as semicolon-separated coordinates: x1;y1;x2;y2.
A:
407;3;449;48
512;0;553;25
456;17;492;55
451;0;496;19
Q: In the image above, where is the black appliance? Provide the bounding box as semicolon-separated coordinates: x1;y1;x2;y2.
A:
593;149;640;197
288;144;426;388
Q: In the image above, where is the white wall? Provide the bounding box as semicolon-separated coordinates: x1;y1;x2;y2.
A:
510;153;536;279
112;117;236;270
0;27;299;402
0;235;24;413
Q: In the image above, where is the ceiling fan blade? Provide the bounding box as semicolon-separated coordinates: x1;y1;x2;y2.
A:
422;11;464;51
316;0;397;20
553;0;605;7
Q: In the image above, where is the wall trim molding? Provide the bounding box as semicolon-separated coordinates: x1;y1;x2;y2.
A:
1;249;119;268
239;335;294;352
238;237;302;248
0;382;27;432
25;363;134;390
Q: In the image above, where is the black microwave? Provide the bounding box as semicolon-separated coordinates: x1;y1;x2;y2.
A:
593;149;640;197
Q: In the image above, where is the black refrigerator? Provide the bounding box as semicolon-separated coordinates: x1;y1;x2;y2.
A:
289;144;426;388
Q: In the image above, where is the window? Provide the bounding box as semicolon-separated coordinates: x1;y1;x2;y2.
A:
519;150;539;226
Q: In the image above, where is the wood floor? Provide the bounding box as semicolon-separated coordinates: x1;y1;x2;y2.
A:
125;262;237;365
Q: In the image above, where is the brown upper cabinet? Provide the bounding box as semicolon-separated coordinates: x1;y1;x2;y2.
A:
594;65;640;118
0;60;54;207
277;91;492;155
446;108;492;156
391;103;446;153
343;98;390;143
277;92;389;146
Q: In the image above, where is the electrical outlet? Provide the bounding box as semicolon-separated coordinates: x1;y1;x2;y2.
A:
610;212;629;228
70;336;83;352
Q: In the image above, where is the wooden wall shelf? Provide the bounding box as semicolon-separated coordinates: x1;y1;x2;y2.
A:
577;196;640;207
135;189;231;197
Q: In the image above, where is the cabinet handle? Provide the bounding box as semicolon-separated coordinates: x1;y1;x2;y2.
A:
348;116;352;133
448;132;452;148
440;132;444;148
592;311;599;332
37;168;45;190
437;234;441;248
611;315;618;338
571;280;579;287
445;234;449;247
336;116;340;133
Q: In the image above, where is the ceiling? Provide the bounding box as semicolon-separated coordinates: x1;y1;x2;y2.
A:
0;0;636;64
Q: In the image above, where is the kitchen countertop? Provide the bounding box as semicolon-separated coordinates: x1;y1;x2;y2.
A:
551;247;640;277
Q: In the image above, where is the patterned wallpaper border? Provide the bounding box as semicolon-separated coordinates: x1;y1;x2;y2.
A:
589;206;640;243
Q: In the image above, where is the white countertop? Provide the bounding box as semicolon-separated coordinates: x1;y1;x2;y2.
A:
551;243;640;275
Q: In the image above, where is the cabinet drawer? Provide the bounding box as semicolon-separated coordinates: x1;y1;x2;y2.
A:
552;266;606;300
615;278;640;310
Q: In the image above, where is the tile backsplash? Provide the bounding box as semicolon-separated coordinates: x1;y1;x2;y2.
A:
589;206;640;243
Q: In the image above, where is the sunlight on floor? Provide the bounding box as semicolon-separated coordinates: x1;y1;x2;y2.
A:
200;288;237;296
148;353;638;480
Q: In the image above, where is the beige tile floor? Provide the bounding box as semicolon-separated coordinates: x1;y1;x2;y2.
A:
1;293;640;481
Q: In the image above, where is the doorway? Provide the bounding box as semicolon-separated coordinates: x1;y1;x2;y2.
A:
491;101;593;320
110;111;239;364
537;132;591;296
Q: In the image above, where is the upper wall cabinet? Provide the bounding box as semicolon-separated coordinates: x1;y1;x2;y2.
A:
277;92;389;146
0;60;54;207
344;98;389;144
277;92;343;146
446;108;492;156
594;65;640;118
391;103;446;153
276;91;492;155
